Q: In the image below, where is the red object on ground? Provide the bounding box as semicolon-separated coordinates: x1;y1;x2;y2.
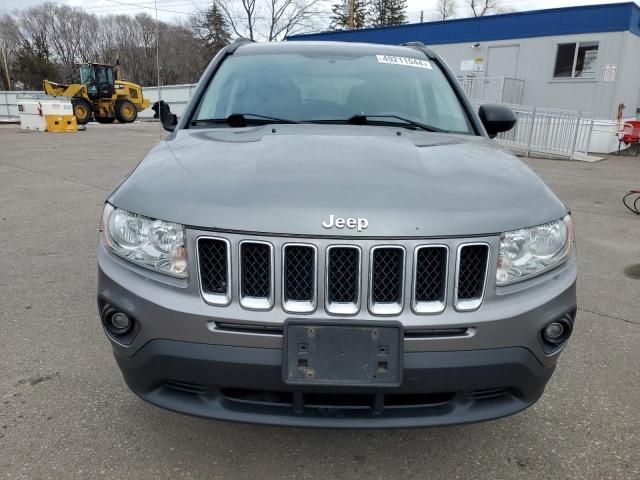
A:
618;120;640;156
621;121;640;143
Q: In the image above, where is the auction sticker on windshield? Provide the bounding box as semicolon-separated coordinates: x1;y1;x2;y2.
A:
376;55;432;69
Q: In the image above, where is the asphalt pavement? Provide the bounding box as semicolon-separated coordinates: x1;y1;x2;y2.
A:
0;122;639;479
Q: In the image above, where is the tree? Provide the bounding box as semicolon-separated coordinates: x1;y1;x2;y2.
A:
368;0;407;27
1;1;271;89
216;0;323;41
436;0;456;20
189;3;231;55
1;16;21;89
8;7;60;89
266;0;325;41
329;0;367;30
467;0;505;17
217;0;257;40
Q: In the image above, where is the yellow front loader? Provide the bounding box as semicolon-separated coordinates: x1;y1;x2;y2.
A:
43;63;151;125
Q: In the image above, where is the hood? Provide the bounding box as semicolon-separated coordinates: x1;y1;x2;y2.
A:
109;124;567;237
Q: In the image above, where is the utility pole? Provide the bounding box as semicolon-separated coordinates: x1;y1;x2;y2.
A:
154;0;162;133
348;0;355;30
1;41;11;91
420;10;423;22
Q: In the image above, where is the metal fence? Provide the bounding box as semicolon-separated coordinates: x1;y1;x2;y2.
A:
491;104;594;160
458;76;525;105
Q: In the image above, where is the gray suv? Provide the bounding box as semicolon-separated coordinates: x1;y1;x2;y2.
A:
97;40;577;428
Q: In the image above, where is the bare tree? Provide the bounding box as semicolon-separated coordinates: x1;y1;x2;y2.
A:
217;0;257;40
436;0;456;20
216;0;325;41
467;0;503;17
266;0;325;40
2;2;236;89
0;16;21;89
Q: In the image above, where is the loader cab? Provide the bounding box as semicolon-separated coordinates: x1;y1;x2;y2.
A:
79;63;116;99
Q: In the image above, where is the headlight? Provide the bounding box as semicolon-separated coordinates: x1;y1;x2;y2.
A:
101;204;188;278
496;215;573;286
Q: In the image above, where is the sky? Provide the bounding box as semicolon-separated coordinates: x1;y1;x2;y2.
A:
1;0;639;26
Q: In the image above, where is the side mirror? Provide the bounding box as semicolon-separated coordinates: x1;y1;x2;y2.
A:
478;104;516;138
152;100;178;132
162;113;178;132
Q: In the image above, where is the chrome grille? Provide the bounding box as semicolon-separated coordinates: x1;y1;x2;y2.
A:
197;237;230;305
413;246;448;314
239;241;273;310
326;246;361;315
369;246;405;315
197;234;492;316
455;243;489;311
282;244;316;313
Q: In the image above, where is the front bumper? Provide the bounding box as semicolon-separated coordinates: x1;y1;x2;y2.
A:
116;339;553;428
98;239;577;428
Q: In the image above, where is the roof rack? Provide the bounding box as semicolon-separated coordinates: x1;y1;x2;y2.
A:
400;41;436;60
228;37;255;53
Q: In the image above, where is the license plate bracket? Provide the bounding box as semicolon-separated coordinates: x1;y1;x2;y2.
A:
283;320;403;387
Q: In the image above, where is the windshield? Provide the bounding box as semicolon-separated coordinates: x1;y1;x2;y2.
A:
193;52;473;134
79;65;95;85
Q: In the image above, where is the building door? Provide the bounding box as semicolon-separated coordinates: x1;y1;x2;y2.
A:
487;45;521;103
487;45;520;78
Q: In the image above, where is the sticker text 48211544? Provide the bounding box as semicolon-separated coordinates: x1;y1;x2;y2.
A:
376;55;432;69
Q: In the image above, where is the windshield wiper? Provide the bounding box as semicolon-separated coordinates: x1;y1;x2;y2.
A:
346;114;445;132
306;115;444;132
191;113;299;127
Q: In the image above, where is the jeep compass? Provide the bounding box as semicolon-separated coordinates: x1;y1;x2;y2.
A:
97;40;577;428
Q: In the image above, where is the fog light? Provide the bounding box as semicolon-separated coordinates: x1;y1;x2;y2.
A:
110;312;131;332
541;317;573;348
544;322;564;340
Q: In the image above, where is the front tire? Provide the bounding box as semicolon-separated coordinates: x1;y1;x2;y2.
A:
115;99;137;123
71;98;92;125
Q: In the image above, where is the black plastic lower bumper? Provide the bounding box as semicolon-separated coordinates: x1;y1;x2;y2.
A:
115;340;554;428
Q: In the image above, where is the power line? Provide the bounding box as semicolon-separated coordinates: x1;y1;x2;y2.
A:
85;0;212;12
85;0;521;15
99;0;196;15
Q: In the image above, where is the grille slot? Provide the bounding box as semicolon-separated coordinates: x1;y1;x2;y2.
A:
198;238;231;305
239;241;273;310
413;246;448;314
282;244;316;313
369;246;405;315
455;243;489;311
326;246;361;315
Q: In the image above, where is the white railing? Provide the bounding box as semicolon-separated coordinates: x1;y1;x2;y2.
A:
493;104;594;160
458;76;524;105
468;100;602;160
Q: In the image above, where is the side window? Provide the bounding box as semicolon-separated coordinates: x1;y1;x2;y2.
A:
553;41;599;79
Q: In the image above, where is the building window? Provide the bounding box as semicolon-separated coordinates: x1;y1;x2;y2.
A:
553;41;599;78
